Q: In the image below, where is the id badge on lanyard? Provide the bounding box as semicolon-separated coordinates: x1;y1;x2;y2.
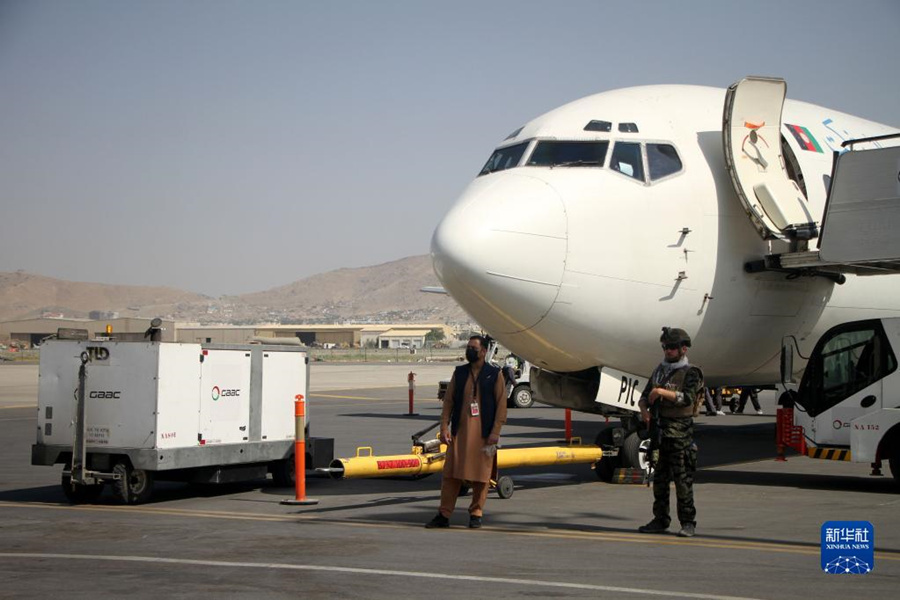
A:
469;369;481;417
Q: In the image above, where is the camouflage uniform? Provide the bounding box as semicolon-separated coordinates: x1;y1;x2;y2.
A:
640;362;702;528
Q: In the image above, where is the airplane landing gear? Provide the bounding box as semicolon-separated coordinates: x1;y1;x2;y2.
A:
594;420;649;482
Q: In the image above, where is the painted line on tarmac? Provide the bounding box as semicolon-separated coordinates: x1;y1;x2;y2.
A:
0;502;295;523
4;501;899;561
318;401;417;409
310;384;438;393
0;552;763;599
311;393;380;400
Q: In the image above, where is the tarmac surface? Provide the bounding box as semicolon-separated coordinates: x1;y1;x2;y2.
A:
0;362;898;599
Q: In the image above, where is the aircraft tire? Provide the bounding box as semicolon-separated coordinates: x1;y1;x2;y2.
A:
594;457;616;482
593;427;620;482
622;432;650;473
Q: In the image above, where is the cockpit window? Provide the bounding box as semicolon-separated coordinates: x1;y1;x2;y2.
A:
646;143;682;181
584;120;612;132
610;142;644;181
478;141;529;176
526;141;609;168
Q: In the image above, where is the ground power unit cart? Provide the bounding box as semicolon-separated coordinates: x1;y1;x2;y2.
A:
32;338;333;504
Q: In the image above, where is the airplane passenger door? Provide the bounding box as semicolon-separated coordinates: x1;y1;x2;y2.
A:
723;76;817;242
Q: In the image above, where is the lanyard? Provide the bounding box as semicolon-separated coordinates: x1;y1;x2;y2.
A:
469;367;482;399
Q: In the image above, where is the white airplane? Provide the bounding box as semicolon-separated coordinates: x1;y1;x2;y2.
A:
431;77;900;444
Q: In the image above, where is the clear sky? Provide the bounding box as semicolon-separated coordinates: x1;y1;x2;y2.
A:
2;0;898;296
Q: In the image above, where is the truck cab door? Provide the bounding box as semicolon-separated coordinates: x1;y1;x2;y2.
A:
723;76;817;242
794;320;896;446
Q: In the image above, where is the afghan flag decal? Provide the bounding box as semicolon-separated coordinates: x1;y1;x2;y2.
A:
786;124;823;153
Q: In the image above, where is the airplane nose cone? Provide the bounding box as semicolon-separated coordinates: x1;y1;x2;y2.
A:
432;173;567;334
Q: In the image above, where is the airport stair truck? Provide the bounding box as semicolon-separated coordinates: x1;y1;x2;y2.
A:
779;318;900;484
32;330;333;504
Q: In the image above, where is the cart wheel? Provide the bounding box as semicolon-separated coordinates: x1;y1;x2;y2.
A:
496;476;514;499
113;461;154;505
270;457;295;488
61;474;104;504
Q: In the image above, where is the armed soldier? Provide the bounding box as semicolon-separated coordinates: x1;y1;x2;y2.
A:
637;327;703;538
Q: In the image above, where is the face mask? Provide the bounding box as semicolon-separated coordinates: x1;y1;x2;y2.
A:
465;347;480;363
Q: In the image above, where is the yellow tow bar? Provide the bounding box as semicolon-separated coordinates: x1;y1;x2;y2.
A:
321;439;603;499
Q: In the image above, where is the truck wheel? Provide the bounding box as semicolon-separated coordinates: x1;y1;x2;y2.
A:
622;432;650;473
510;385;534;409
890;439;900;486
496;475;514;499
270;457;295;488
113;461;154;505
61;474;104;504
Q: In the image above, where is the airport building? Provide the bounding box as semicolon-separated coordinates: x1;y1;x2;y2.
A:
177;323;453;348
358;324;451;348
1;318;453;349
375;329;431;349
0;317;177;345
176;325;365;347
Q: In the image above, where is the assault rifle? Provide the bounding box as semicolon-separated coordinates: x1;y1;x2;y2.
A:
645;388;663;487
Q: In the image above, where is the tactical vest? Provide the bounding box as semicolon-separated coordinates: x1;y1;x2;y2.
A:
450;363;500;438
658;365;704;418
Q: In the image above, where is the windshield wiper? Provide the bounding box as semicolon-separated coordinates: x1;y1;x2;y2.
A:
552;160;601;167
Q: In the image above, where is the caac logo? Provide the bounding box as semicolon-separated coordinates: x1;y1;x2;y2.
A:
89;390;121;399
211;386;240;401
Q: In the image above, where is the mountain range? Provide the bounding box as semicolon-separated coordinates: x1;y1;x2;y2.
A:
0;255;470;325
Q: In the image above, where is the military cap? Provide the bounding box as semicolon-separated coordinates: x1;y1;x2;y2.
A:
660;327;691;347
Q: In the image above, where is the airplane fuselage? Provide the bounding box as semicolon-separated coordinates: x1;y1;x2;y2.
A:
432;85;900;390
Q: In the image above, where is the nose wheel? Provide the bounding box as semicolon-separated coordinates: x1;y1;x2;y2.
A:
593;429;650;482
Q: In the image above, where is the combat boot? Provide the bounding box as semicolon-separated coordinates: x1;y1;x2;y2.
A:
638;518;669;534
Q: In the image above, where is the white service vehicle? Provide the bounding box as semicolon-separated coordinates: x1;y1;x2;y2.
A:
780;318;900;484
436;337;535;409
32;336;333;504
